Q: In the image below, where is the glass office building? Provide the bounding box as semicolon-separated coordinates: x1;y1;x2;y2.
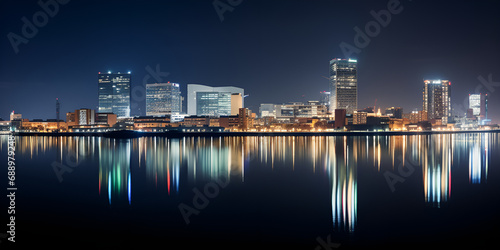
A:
187;84;244;116
423;80;451;122
196;92;231;117
329;58;358;115
98;72;131;118
146;83;182;116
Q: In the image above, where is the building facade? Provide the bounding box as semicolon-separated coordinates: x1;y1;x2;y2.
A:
98;72;131;118
259;104;276;118
385;107;403;119
187;84;244;116
10;111;22;121
231;93;243;116
330;58;358;115
196;91;232;116
469;93;488;120
146;82;182;116
275;102;328;121
423;80;451;123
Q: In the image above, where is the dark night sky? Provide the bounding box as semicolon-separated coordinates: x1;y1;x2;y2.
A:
1;0;499;123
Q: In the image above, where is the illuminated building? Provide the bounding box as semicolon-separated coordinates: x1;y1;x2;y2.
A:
19;119;68;132
98;72;131;118
238;108;253;130
182;115;210;127
423;80;451;124
403;110;428;124
259;103;276;118
219;115;239;130
187;84;244;116
66;109;95;126
329;58;358;115
385;107;403;119
146;82;182;116
353;111;367;124
133;116;171;131
231;93;243;116
78;109;95;125
469;93;488;123
196;92;231;116
10;111;22;121
95;113;117;127
66;109;116;129
275;102;328;121
66;112;76;126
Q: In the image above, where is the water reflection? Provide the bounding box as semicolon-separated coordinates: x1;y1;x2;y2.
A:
328;137;357;232
3;132;497;232
98;138;131;205
423;135;452;207
468;134;490;184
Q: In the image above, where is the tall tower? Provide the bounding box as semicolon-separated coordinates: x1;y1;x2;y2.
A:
423;80;451;123
98;72;131;118
329;58;358;115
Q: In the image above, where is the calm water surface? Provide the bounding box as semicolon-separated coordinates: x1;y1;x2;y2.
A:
1;133;499;248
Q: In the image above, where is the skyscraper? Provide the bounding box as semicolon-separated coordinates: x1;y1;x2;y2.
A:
187;84;244;116
98;72;131;118
146;82;182;116
329;58;358;115
423;80;451;123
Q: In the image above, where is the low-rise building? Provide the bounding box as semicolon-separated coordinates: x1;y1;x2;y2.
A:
133;116;171;130
182;116;210;127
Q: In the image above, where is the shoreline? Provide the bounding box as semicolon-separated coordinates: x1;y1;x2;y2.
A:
7;129;500;138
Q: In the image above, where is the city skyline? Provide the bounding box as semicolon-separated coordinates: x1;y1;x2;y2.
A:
2;1;500;248
1;0;499;123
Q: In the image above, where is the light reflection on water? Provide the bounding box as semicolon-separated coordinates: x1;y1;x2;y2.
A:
5;133;498;234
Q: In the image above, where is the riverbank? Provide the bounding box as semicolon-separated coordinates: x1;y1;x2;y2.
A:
9;129;500;138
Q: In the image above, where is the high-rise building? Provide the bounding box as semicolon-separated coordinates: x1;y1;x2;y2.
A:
329;58;358;115
469;93;488;119
423;80;451;123
146;82;182;116
98;72;131;118
187;84;244;116
231;93;243;115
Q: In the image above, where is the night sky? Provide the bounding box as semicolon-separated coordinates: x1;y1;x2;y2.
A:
1;0;499;123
